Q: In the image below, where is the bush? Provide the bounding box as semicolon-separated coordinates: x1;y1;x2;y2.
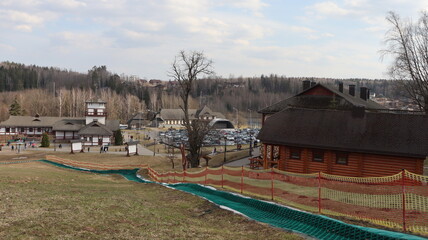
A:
41;132;50;147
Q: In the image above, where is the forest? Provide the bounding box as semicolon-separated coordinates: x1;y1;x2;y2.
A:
0;61;404;124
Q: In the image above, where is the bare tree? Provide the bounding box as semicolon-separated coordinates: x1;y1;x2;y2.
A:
382;11;428;111
169;50;214;168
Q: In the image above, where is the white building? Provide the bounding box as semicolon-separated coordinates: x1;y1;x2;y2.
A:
0;100;119;145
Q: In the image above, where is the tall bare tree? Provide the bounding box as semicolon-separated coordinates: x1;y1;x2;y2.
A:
169;50;214;168
382;11;428;111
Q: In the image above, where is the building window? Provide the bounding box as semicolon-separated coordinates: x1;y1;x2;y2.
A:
5;128;9;133
336;152;348;165
21;128;25;132
273;145;280;161
312;150;324;162
37;128;41;132
29;128;33;132
290;148;301;159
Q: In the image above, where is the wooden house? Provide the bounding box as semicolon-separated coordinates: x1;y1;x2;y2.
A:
258;81;385;125
256;108;427;177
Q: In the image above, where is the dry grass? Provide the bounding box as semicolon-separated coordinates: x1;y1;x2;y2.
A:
0;160;302;240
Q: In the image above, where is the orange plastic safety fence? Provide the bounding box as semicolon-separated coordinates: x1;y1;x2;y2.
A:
147;166;428;236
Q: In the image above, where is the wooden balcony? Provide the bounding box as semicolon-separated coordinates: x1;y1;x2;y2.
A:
249;157;264;169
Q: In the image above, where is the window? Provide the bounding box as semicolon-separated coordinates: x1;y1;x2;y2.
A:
37;128;41;132
21;128;25;132
5;128;9;133
29;128;33;132
336;152;348;165
312;150;324;162
290;148;301;159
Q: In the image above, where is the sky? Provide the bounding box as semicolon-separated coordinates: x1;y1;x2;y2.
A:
1;0;428;80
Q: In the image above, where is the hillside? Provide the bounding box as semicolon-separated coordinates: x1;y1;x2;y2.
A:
0;62;407;123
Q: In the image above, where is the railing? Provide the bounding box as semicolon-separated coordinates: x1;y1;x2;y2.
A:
85;111;107;117
249;157;264;169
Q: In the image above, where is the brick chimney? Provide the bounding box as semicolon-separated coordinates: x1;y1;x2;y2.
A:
349;85;355;96
360;87;368;101
338;82;343;93
302;80;311;90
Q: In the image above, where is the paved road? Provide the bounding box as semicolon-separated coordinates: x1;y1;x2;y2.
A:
2;143;160;157
225;147;260;167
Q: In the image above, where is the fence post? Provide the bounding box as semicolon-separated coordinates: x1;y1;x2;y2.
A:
183;169;186;183
402;169;407;232
241;166;244;194
221;165;224;188
204;167;208;185
271;168;274;201
318;171;322;214
173;171;176;183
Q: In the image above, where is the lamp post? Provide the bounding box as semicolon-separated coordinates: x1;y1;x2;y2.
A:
223;136;227;163
248;108;252;129
153;138;156;156
249;133;253;157
233;107;239;129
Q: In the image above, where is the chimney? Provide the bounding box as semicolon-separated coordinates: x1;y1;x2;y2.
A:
360;87;368;101
338;82;343;93
349;85;355;96
302;80;311;90
310;81;316;87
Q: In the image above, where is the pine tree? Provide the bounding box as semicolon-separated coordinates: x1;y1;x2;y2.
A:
9;97;22;116
114;129;124;145
41;132;50;147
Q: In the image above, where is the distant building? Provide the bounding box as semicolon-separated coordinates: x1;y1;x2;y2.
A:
149;79;163;85
209;118;234;129
127;111;157;129
157;106;226;128
258;81;385;125
0;100;119;145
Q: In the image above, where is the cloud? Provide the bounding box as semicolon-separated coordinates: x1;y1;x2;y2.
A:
232;0;268;16
0;43;16;51
309;1;350;16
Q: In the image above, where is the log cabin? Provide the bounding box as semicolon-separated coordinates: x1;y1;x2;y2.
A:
256;107;427;177
258;81;386;125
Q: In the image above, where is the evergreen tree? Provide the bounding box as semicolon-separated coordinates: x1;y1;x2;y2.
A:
9;97;22;116
41;132;50;147
114;129;124;145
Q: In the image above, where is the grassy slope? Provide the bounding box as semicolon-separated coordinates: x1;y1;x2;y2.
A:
0;160;301;240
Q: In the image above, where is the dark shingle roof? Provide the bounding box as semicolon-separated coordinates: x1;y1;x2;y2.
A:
258;83;385;114
52;119;85;131
78;121;113;136
105;120;119;132
1;116;81;127
257;108;428;158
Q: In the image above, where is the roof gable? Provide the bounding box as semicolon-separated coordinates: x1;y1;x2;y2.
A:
78;121;113;136
258;83;385;114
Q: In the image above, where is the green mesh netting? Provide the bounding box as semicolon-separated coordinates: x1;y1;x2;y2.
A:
39;160;426;240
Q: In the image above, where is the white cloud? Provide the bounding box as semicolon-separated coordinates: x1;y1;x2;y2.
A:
232;0;268;16
310;1;350;16
0;43;16;51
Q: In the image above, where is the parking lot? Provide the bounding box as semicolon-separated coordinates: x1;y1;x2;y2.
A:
158;128;260;147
